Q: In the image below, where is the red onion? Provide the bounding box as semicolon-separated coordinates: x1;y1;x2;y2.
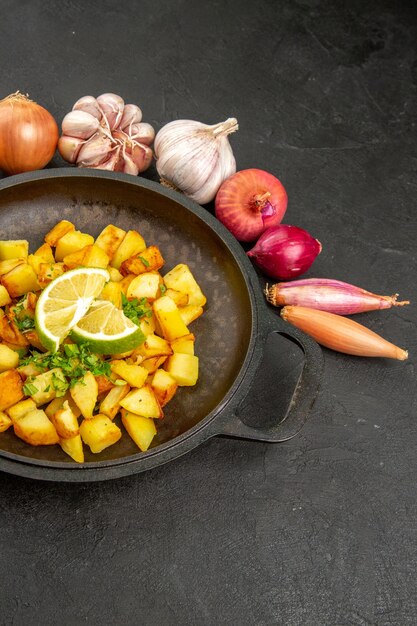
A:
266;278;410;314
215;168;287;242
247;225;321;280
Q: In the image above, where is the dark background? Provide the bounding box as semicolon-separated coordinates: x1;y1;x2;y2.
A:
1;1;416;624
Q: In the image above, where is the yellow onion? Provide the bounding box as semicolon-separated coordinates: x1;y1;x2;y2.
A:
0;91;58;175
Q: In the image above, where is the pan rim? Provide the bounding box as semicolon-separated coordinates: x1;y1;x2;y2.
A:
0;168;261;474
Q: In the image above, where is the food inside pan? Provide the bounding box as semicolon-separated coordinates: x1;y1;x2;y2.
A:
0;219;207;463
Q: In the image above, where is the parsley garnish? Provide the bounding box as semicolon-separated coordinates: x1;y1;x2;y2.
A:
52;371;69;397
15;316;35;332
23;382;38;396
121;293;152;325
10;296;36;332
138;255;150;268
160;284;167;294
20;343;112;388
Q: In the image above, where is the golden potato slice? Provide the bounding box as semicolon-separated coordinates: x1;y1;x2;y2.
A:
99;281;123;308
45;393;81;420
30;368;66;406
0;411;12;432
153;296;190;342
0;317;29;347
164;353;199;386
126;272;162;301
0;284;11;306
111;230;146;270
0;344;20;372
110;360;148;388
99;383;130;420
50;400;79;439
0;369;24;411
140;355;168;374
60;434;84;463
37;262;65;287
120;245;164;276
80;414;122;453
95;224;126;260
151;369;178;407
13;409;59;446
170;333;195;355
44;220;75;247
132;333;172;359
119;384;163;418
6;398;36;422
178;305;204;326
1;263;40;297
163;288;188;307
0;240;29;260
163;264;207;306
70;371;98;419
55;231;95;262
121;410;156;451
63;244;110;270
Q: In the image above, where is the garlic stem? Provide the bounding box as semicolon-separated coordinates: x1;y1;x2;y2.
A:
211;117;239;137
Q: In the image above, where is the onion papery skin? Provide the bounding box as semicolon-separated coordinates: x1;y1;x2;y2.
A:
215;169;288;242
0;93;58;175
247;224;321;280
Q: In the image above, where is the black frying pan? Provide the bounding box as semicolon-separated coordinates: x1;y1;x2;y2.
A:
0;169;323;482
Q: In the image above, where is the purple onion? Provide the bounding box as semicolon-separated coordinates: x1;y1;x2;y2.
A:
247;224;321;280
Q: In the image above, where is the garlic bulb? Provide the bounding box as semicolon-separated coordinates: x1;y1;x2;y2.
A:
154;117;238;204
58;93;154;176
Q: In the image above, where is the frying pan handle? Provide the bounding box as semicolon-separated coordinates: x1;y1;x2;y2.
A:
218;308;323;442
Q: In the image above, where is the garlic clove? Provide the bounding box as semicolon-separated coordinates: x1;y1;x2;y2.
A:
129;122;155;145
119;104;142;131
86;146;121;171
62;110;100;140
72;95;102;120
122;151;139;176
58;135;85;164
76;132;113;167
130;142;153;172
97;93;125;130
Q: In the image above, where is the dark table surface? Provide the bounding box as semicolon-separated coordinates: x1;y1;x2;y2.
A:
1;1;416;624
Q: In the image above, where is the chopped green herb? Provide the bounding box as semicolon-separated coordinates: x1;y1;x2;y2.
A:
160;284;167;294
64;344;80;358
19;343;111;389
121;293;152;325
15;316;35;332
52;372;70;397
138;255;150;268
23;382;38;396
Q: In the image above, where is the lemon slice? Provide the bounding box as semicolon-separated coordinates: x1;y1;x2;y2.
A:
35;267;110;352
70;300;145;354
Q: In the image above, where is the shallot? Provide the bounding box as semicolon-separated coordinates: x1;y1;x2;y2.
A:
281;305;408;360
247;224;321;280
266;278;409;314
